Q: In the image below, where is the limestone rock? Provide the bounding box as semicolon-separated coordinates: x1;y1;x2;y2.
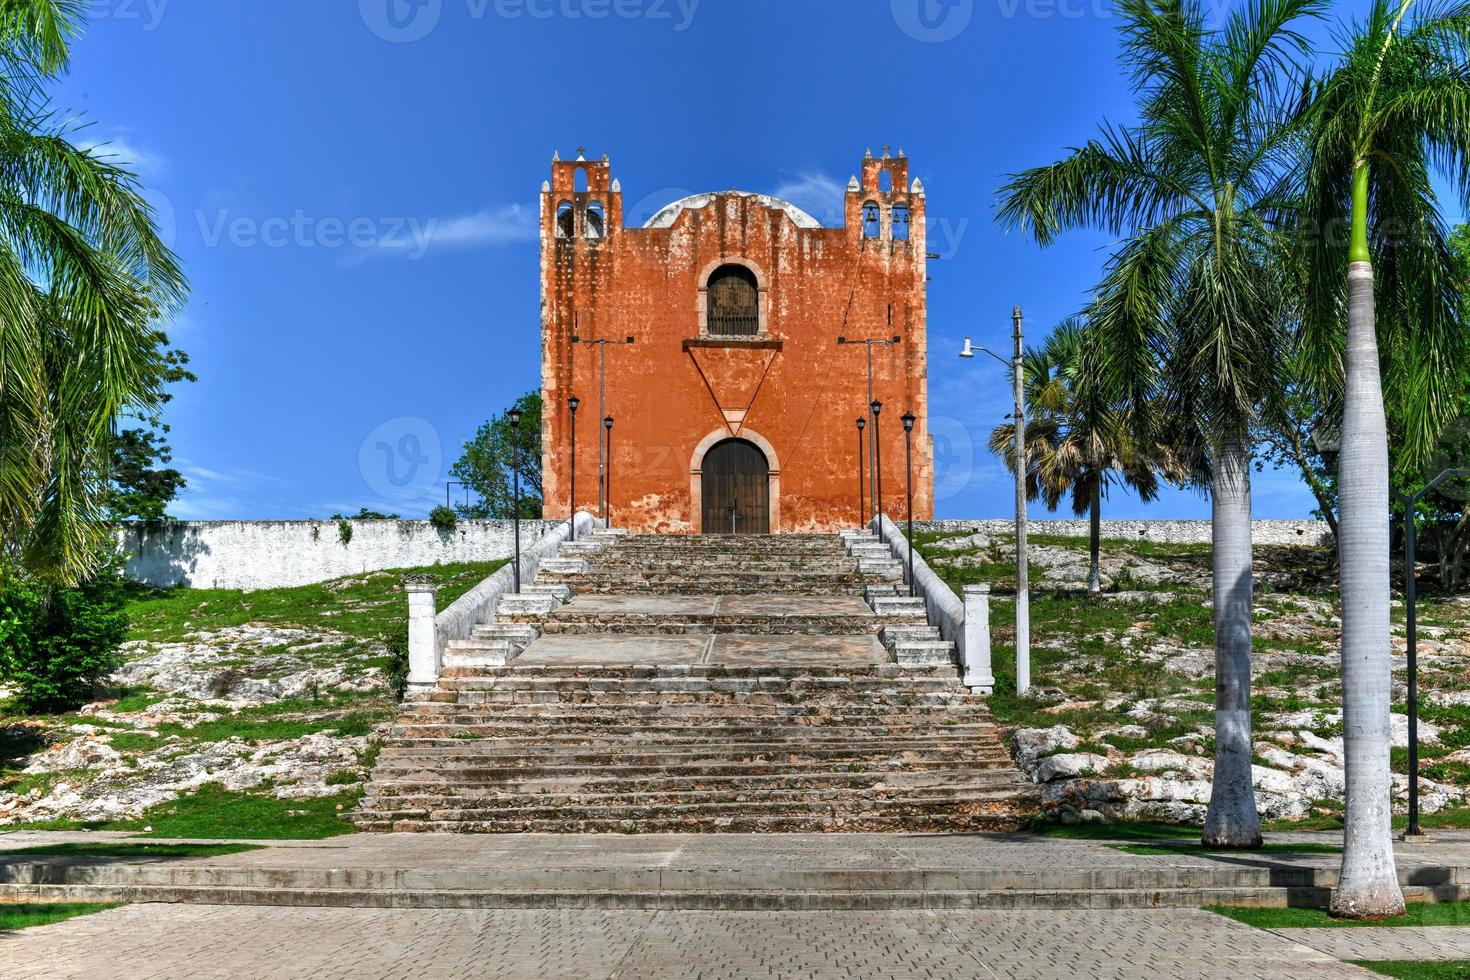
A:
1034;752;1110;782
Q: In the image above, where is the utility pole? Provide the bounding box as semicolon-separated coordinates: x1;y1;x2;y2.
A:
959;307;1031;695
571;333;635;522
1011;307;1030;695
837;334;901;526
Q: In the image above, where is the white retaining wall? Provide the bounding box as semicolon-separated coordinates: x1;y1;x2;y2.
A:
118;520;564;591
119;517;1335;592
913;519;1332;547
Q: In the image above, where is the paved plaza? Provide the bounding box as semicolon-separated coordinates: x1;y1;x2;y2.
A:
0;904;1393;979
2;830;1468;977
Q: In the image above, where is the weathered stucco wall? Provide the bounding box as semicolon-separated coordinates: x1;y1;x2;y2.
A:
915;519;1333;547
117;520;563;591
539;150;933;534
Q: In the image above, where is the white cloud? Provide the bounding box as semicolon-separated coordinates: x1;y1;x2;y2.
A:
341;203;538;265
768;172;847;225
77;133;166;178
425;203;538;248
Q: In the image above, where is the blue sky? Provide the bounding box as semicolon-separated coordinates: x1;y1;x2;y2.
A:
57;0;1395;521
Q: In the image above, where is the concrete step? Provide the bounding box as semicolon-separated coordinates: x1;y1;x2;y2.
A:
522;583;574;602
893;641;960;667
350;793;1036;832
537;557;589;575
469;623;539;644
360;783;1035;817
495;593;560;617
364;758;1018;786
443;639;517;669
525;615;921;635
386;720;1000;741
364;767;1025;796
8;872;1466;913
880;623;942;648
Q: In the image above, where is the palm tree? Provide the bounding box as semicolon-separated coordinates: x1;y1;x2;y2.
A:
998;0;1320;848
0;1;185;584
1300;0;1470;919
988;319;1185;592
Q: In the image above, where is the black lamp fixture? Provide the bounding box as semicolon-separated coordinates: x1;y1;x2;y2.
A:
508;406;523;592
871;399;884;542
855;417;867;528
567;396;580;541
603;415;615;530
901;412;917;596
1311;424;1341;473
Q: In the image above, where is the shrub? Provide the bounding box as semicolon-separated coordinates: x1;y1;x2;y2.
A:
337;520;353;545
382;620;409;702
0;561;130;713
429;506;457;534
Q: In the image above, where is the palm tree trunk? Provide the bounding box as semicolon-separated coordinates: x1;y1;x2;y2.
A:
1204;435;1262;848
1330;258;1406;917
1088;480;1102;593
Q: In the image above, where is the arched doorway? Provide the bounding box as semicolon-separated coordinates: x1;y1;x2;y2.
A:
700;439;770;534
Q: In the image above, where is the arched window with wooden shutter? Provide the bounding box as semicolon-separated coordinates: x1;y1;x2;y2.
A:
706;265;759;336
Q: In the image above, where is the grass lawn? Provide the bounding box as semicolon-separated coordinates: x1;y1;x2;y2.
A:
0;903;120;931
1212;902;1470;929
1110;841;1342;856
123;560;509;644
5;842;263;859
24;784;362;839
103;784;361;839
1354;963;1470;979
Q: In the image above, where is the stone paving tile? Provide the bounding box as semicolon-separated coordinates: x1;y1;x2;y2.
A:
0;905;1377;980
1274;925;1470;962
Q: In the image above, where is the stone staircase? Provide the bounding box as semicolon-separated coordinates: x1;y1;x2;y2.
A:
353;530;1038;833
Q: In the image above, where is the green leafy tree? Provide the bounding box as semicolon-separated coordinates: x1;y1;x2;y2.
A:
999;0;1320;849
0;556;129;712
107;329;194;522
989;319;1187;592
1299;0;1470;917
0;2;187;582
1254;351;1341;540
450;391;542;519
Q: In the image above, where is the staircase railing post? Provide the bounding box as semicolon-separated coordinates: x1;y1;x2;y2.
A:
960;584;995;694
404;577;440;695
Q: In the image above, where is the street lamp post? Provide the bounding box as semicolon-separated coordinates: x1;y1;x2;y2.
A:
902;412;917;597
568;396;580;542
960;306;1031;695
856;418;867;528
1393;467;1470;840
871;400;884;541
508;406;523;593
603;416;615;530
571;334;635;521
837;334;901;523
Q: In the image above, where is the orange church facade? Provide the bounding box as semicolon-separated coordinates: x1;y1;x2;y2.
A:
539;149;934;534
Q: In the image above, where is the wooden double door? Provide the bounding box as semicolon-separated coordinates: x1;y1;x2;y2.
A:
701;438;770;534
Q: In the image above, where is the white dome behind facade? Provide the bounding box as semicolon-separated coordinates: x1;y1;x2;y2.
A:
643;191;822;230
